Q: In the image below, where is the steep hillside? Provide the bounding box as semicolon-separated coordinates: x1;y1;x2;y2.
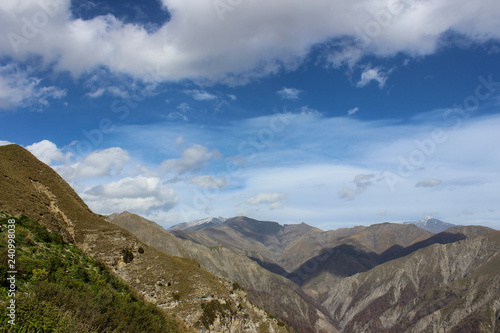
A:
172;216;321;265
0;215;184;332
108;211;338;333
317;232;500;332
0;144;288;332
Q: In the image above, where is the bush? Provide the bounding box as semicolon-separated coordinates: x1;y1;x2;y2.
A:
0;216;183;332
121;248;134;263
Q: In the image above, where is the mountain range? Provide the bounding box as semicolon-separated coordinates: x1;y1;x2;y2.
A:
0;145;289;332
1;144;499;332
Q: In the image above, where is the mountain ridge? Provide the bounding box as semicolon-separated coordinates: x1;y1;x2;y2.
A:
0;144;290;332
108;211;339;333
403;216;463;233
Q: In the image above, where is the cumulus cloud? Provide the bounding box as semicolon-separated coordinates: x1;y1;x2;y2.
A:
26;140;66;165
1;0;499;83
0;64;66;109
83;176;178;214
247;193;286;206
0;140;13;146
161;144;221;174
357;67;390;88
277;87;302;100
415;179;442;188
56;147;130;180
191;175;227;189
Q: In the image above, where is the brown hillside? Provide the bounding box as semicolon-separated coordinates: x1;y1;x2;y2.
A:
0;144;289;332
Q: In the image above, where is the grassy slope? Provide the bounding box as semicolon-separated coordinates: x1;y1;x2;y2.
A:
0;215;184;332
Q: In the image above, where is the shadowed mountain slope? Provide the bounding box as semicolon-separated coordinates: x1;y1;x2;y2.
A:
108;211;338;333
317;231;500;332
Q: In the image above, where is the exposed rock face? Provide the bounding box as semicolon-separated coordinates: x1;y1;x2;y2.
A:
0;144;289;333
170;214;499;332
317;232;500;332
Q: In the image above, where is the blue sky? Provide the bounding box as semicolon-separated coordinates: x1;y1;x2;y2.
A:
1;0;500;229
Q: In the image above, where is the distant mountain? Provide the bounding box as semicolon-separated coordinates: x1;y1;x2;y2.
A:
171;216;322;266
404;216;463;233
168;216;228;231
5;144;498;332
108;211;338;333
316;231;500;332
0;145;289;333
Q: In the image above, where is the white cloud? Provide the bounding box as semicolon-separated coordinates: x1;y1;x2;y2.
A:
83;176;178;214
357;67;390;88
0;140;14;146
26;140;66;165
0;64;66;109
18;111;500;228
338;187;356;200
177;102;190;112
347;107;359;116
1;0;499;83
415;178;443;188
56;147;130;180
184;89;217;101
277;87;302;100
85;88;106;98
161;144;220;174
191;175;228;189
247;193;286;205
299;106;323;117
338;174;376;200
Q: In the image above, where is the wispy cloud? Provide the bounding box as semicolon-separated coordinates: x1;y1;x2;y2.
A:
0;65;66;110
357;67;391;88
247;193;286;210
347;107;359;116
184;89;217;101
191;175;228;189
20;112;500;228
277;87;302;100
415;179;443;188
339;174;376;200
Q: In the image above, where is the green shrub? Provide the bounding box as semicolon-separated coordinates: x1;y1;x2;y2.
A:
121;247;134;263
0;216;183;332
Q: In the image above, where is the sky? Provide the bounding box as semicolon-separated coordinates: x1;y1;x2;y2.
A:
1;0;499;230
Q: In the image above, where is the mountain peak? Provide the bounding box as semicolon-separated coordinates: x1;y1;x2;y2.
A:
404;217;462;233
168;216;228;231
